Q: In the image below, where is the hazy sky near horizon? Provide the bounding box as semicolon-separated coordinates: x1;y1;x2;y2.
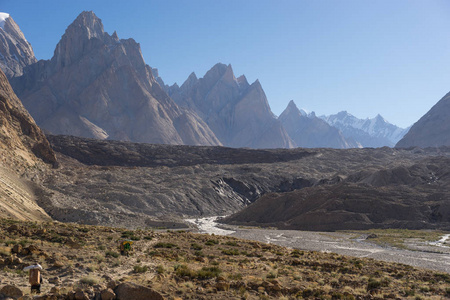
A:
2;0;450;128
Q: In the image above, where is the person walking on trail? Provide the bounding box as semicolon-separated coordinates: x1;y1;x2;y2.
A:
23;263;43;294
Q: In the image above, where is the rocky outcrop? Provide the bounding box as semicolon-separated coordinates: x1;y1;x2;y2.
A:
396;91;450;148
0;68;54;222
114;282;164;300
170;63;294;149
279;100;358;148
10;11;220;146
0;68;56;167
0;13;37;78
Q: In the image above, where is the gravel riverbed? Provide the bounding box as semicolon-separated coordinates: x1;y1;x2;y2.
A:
186;216;450;274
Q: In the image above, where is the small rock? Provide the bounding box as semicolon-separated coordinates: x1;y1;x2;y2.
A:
11;244;23;254
215;281;230;291
50;286;60;294
27;245;41;254
53;260;64;268
48;276;61;284
13;257;23;265
0;284;24;299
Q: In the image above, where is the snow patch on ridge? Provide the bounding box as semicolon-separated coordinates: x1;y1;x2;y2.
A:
0;13;10;29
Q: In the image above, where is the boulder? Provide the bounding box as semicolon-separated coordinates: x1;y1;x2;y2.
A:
114;282;164;300
74;289;89;300
100;288;115;300
0;285;24;299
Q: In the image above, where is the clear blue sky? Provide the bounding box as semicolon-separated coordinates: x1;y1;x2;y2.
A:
2;0;450;128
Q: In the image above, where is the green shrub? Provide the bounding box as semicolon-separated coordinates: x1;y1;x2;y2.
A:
174;264;194;277
191;243;203;250
154;242;177;249
266;271;277;279
224;241;238;247
205;239;219;246
105;250;120;258
80;276;98;286
196;266;221;279
221;249;239;256
156;265;165;274
133;264;148;273
367;278;381;291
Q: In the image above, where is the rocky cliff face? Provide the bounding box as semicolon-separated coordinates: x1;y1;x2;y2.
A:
0;13;37;78
0;68;54;221
396;91;450;148
279;100;358;148
321;111;408;147
10;11;220;146
170;63;294;149
0;68;56;168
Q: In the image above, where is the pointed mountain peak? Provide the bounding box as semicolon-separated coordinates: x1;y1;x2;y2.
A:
0;12;37;77
70;11;104;38
222;63;236;82
187;72;198;81
374;113;384;121
211;63;228;74
180;71;199;91
287;100;298;110
202;63;229;84
112;30;119;41
0;12;10;29
237;75;248;86
52;11;108;69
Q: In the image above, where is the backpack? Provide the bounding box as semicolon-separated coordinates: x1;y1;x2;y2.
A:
29;269;41;285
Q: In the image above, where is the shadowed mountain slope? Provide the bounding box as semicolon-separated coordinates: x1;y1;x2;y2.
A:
396;91;450;148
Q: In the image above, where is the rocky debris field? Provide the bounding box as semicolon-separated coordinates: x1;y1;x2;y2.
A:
36;135;450;231
0;219;449;300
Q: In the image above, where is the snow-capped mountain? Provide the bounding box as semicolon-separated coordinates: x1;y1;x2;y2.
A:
321;111;409;147
0;12;37;78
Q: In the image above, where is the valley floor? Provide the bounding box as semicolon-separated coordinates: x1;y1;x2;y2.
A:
229;227;450;274
188;216;450;274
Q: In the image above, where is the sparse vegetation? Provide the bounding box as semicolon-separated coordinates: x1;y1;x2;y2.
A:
0;219;447;299
133;264;148;273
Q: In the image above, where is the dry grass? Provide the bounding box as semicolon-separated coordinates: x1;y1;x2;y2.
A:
0;219;448;299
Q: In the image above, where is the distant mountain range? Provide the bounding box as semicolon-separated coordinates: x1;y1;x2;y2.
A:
321;111;409;148
279;101;358;148
0;11;414;149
